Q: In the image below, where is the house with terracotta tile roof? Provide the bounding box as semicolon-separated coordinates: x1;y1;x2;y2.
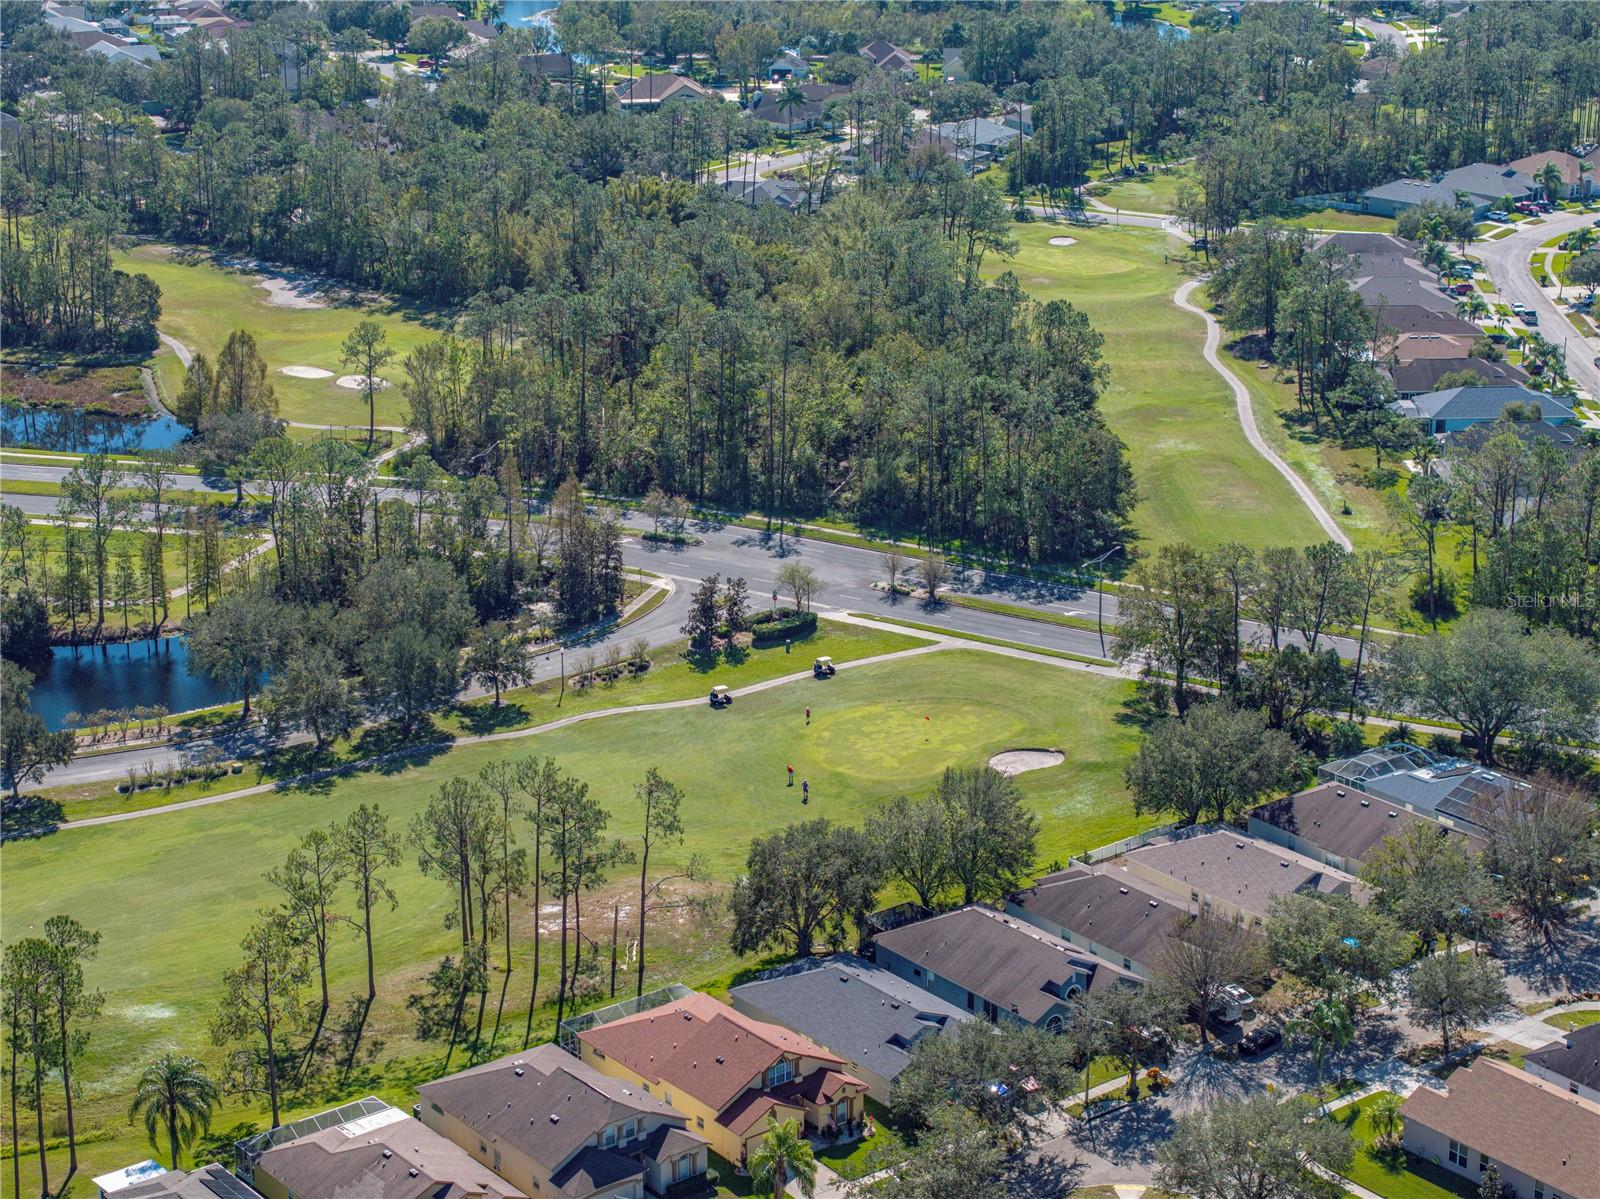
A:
576;991;867;1167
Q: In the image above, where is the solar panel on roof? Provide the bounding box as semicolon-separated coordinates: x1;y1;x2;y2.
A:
199;1167;262;1199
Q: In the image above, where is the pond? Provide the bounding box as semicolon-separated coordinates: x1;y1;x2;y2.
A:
1;402;191;454
27;637;234;730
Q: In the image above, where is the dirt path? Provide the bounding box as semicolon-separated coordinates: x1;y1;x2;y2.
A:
1172;278;1353;550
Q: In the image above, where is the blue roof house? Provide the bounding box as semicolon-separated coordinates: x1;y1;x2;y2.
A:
1390;385;1575;434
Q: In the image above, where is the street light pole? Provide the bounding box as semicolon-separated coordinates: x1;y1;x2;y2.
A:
1086;544;1122;658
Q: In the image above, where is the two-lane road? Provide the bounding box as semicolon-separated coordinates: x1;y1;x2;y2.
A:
1474;208;1600;402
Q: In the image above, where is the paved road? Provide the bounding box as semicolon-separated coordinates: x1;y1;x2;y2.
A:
1473;208;1600;402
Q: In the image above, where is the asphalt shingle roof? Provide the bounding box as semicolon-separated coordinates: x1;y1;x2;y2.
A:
1248;784;1483;865
1524;1023;1600;1096
1397;385;1574;423
871;906;1140;1024
729;956;970;1086
1401;1059;1600;1199
1437;162;1536;200
1008;868;1186;969
1125;829;1361;907
418;1043;680;1186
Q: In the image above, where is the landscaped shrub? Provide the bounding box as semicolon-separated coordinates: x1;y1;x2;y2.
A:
641;530;702;547
748;607;817;644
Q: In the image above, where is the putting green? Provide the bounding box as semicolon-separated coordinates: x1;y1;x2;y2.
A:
115;245;443;428
0;648;1144;1190
988;222;1328;549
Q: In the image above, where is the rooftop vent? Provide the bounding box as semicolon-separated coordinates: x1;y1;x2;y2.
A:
1280;861;1290;868
1149;899;1159;908
514;1067;525;1077
549;1115;560;1124
408;1168;418;1178
1118;887;1129;895
382;1150;393;1160
715;1056;725;1064
1387;811;1398;818
1236;841;1246;849
1360;799;1370;807
1336;789;1346;797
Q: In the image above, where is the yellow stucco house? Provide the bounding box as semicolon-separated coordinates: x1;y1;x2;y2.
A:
576;991;867;1168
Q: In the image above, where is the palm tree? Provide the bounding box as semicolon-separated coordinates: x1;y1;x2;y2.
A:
1455;291;1489;324
776;79;806;144
129;1055;221;1170
1369;1090;1405;1148
748;1114;816;1199
1288;998;1354;1090
1566;226;1597;257
1535;161;1565;204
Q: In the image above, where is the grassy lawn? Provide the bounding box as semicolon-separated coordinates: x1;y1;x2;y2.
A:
1;646;1148;1196
111;244;446;428
988;222;1328;550
1330;1093;1477;1199
816;1099;907;1180
1285;209;1398;233
1090;165;1194;214
1544;1009;1600;1031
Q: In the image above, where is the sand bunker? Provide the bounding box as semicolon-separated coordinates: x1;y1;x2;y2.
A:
988;748;1064;776
336;374;391;390
280;365;334;379
256;276;327;308
1048;236;1078;247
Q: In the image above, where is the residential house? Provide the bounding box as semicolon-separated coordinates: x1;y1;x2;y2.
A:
1360;163;1535;219
418;1043;708;1199
729;955;971;1102
765;51;810;81
1116;828;1364;929
577;991;867;1167
1399;1058;1600;1199
409;3;465;21
151;14;191;30
1373;305;1486;338
1509;151;1594;200
1522;1023;1600;1104
462;19;500;42
242;1101;525;1199
941;47;968;82
1318;743;1530;836
859;38;916;76
1387;356;1528;399
718;177;812;212
1431;418;1587;484
1390;384;1576;434
518;53;575;80
95;1163;264;1199
1246;783;1483;874
1005;866;1188;980
931;116;1023;157
1360;178;1462;219
747;82;848;133
1437;162;1537;211
613;73;717;109
99;17;132;34
909;127;985;170
1392;332;1483;364
43;4;101;34
1002;103;1035;136
870;905;1142;1032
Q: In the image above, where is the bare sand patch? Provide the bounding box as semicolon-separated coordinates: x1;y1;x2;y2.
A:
336;374;391;391
1048;236;1078;247
280;365;335;379
255;275;327;308
988;748;1064;776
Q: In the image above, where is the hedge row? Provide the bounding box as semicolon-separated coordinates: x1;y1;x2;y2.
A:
748;607;818;643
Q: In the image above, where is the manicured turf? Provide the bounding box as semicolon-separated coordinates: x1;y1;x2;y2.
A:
1;645;1145;1195
1285;209;1399;233
1544;1008;1600;1031
1330;1093;1477;1199
113;244;444;428
1090;165;1194;214
988;222;1328;549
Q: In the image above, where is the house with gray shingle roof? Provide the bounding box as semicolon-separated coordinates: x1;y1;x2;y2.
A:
1390;384;1575;434
419;1043;707;1199
729;955;970;1101
1006;867;1187;979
